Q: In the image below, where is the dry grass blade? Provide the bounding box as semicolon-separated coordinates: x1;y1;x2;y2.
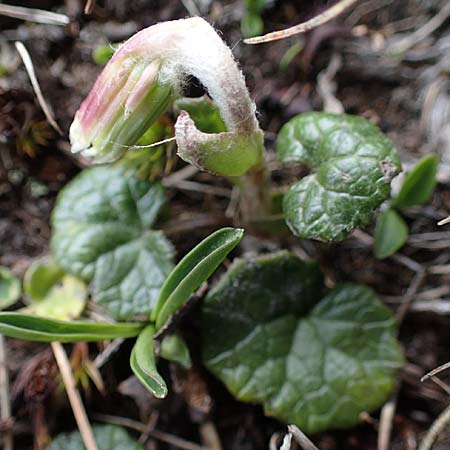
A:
244;0;358;44
418;404;450;450
92;413;206;450
15;42;63;135
51;342;99;450
0;4;69;26
377;396;397;450
421;362;450;382
287;425;320;450
84;0;96;14
0;335;13;450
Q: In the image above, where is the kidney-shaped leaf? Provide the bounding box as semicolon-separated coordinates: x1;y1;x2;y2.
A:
277;113;401;241
45;424;144;450
51;165;174;320
130;324;167;398
202;252;404;433
0;312;143;342
394;154;438;209
152;228;244;330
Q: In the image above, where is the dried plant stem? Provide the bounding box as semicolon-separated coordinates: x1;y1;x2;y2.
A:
15;42;62;135
51;342;99;450
377;396;397;450
418;404;450;450
0;4;69;26
244;0;358;44
0;335;13;450
287;424;320;450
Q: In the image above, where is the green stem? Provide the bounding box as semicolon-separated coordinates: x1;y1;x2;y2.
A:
236;156;272;226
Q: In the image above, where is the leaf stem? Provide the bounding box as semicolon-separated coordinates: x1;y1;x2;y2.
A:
51;342;99;450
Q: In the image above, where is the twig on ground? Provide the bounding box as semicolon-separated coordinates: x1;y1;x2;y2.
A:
427;377;450;396
422;362;450;382
51;342;99;450
163;165;199;186
396;269;426;325
199;422;222;450
94;339;124;369
181;0;201;16
15;42;63;135
418;404;450;450
92;413;207;450
162;180;231;198
84;0;96;14
317;53;344;113
244;0;358;44
388;1;450;54
377;395;397;450
0;4;69;26
287;424;320;450
0;335;13;450
280;432;292;450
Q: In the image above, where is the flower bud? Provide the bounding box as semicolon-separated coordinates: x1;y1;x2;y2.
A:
70;57;173;163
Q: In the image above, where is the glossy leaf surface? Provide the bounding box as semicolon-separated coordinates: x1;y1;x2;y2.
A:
51;166;174;320
202;252;404;433
277;113;401;241
153;228;243;330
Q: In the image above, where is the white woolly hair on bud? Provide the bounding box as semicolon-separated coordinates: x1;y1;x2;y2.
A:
123;17;260;136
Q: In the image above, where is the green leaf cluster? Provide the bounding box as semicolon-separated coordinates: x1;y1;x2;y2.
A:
277;112;401;241
374;154;438;259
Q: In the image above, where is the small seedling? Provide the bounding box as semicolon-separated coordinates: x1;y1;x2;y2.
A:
2;17;437;439
374;154;438;259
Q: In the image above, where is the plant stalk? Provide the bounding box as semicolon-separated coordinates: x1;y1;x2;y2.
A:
51;342;99;450
237;160;272;226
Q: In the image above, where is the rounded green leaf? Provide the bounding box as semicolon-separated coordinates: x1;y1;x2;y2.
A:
0;312;143;342
202;252;404;433
160;334;191;368
277;113;401;241
51;165;174;320
394;154;438;209
23;258;64;302
152;227;244;330
45;424;144;450
374;208;408;259
130;324;167;398
0;267;21;310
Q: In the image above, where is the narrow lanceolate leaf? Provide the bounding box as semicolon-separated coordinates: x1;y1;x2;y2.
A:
51;165;174;320
277;112;401;241
46;424;145;450
0;313;143;342
130;324;167;398
152;228;244;330
202;252;404;434
394;154;438;209
374;208;408;259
